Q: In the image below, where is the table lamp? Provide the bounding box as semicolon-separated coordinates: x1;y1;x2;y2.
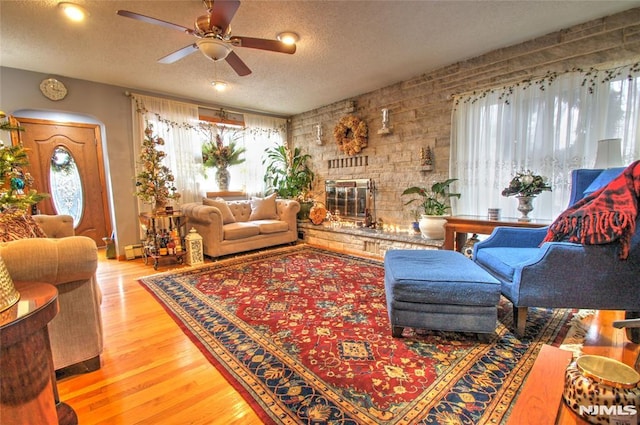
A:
594;138;623;168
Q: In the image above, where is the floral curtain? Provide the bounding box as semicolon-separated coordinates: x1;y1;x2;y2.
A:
450;64;640;220
130;94;202;208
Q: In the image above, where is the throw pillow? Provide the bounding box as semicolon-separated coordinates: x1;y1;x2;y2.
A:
202;197;236;224
0;211;48;242
583;167;625;197
249;193;279;220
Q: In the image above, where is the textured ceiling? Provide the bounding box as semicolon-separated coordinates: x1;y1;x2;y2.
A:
1;0;639;116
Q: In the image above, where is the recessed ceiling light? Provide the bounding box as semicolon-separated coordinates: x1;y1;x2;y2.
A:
276;32;299;46
211;81;228;92
58;2;89;22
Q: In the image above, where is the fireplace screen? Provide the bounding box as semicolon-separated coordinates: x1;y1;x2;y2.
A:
325;179;374;221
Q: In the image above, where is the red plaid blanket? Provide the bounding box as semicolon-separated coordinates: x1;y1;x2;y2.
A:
543;160;640;259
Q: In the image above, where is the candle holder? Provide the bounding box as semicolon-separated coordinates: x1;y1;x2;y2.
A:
314;124;323;145
377;108;391;135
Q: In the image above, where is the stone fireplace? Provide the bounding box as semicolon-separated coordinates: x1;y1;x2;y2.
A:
297;178;439;259
324;178;374;223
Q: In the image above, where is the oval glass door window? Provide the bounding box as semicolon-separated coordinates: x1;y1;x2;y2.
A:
49;146;83;227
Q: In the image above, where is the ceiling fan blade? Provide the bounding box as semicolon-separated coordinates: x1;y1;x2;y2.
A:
230;36;296;54
158;44;199;64
116;10;194;35
225;51;252;76
208;0;241;32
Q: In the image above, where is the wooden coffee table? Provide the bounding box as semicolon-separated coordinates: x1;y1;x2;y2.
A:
443;215;552;251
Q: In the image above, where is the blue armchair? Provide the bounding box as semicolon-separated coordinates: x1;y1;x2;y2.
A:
473;167;640;336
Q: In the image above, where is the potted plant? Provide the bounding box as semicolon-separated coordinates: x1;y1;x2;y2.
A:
201;127;246;191
401;178;461;239
263;145;315;220
501;170;551;222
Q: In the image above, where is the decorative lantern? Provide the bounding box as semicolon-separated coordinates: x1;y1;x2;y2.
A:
184;227;204;266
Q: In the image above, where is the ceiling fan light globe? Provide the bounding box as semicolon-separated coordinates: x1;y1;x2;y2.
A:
197;38;232;61
211;81;228;92
276;32;299;46
58;2;88;22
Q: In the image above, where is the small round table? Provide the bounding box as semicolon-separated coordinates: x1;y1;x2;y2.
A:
0;281;78;425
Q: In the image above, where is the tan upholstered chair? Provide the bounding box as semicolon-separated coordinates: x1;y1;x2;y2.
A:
0;215;103;371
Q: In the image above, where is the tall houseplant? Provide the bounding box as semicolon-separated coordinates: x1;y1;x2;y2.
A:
402;178;461;239
263;145;315;219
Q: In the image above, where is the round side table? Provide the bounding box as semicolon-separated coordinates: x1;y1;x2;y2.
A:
0;281;78;425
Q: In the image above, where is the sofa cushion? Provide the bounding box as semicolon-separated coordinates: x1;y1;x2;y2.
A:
249;193;278;220
202;197;237;224
254;220;289;234
223;222;260;240
0;211;48;242
475;247;542;281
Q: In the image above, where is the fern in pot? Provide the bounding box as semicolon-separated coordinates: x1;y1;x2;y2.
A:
401;178;461;239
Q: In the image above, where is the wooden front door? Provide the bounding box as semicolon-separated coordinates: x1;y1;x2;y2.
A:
16;117;111;247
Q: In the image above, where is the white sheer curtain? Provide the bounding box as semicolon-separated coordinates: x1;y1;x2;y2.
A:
131;94;202;209
243;113;287;196
451;67;640;220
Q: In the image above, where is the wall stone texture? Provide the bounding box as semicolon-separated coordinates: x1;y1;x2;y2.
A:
289;7;640;228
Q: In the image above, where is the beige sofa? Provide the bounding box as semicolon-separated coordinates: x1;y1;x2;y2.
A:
181;196;300;258
0;214;103;371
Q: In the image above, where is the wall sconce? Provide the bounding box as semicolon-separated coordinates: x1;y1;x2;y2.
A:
420;146;434;171
314;124;323;145
378;108;391;135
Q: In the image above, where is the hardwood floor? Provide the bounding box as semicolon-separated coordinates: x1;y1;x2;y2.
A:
57;251;261;425
56;249;639;424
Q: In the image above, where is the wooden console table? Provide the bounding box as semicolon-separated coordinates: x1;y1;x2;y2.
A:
0;281;77;425
443;215;552;251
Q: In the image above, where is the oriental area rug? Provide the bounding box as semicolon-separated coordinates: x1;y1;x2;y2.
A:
138;245;588;425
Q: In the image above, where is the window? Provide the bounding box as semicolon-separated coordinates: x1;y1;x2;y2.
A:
451;66;640;220
198;113;287;196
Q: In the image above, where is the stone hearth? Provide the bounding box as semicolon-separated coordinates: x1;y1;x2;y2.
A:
298;222;441;259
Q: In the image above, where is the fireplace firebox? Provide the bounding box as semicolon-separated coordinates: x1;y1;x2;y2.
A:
325;179;375;222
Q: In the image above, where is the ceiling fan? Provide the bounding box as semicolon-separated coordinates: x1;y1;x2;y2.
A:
116;0;296;77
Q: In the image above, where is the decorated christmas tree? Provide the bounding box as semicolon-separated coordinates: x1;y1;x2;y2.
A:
0;112;48;213
135;125;180;210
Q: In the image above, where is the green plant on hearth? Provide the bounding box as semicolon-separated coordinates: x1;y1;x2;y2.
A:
263;145;315;200
401;178;461;216
135;125;180;208
0;112;48;212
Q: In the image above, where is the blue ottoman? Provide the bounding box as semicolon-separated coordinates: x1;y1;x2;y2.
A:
384;250;501;337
